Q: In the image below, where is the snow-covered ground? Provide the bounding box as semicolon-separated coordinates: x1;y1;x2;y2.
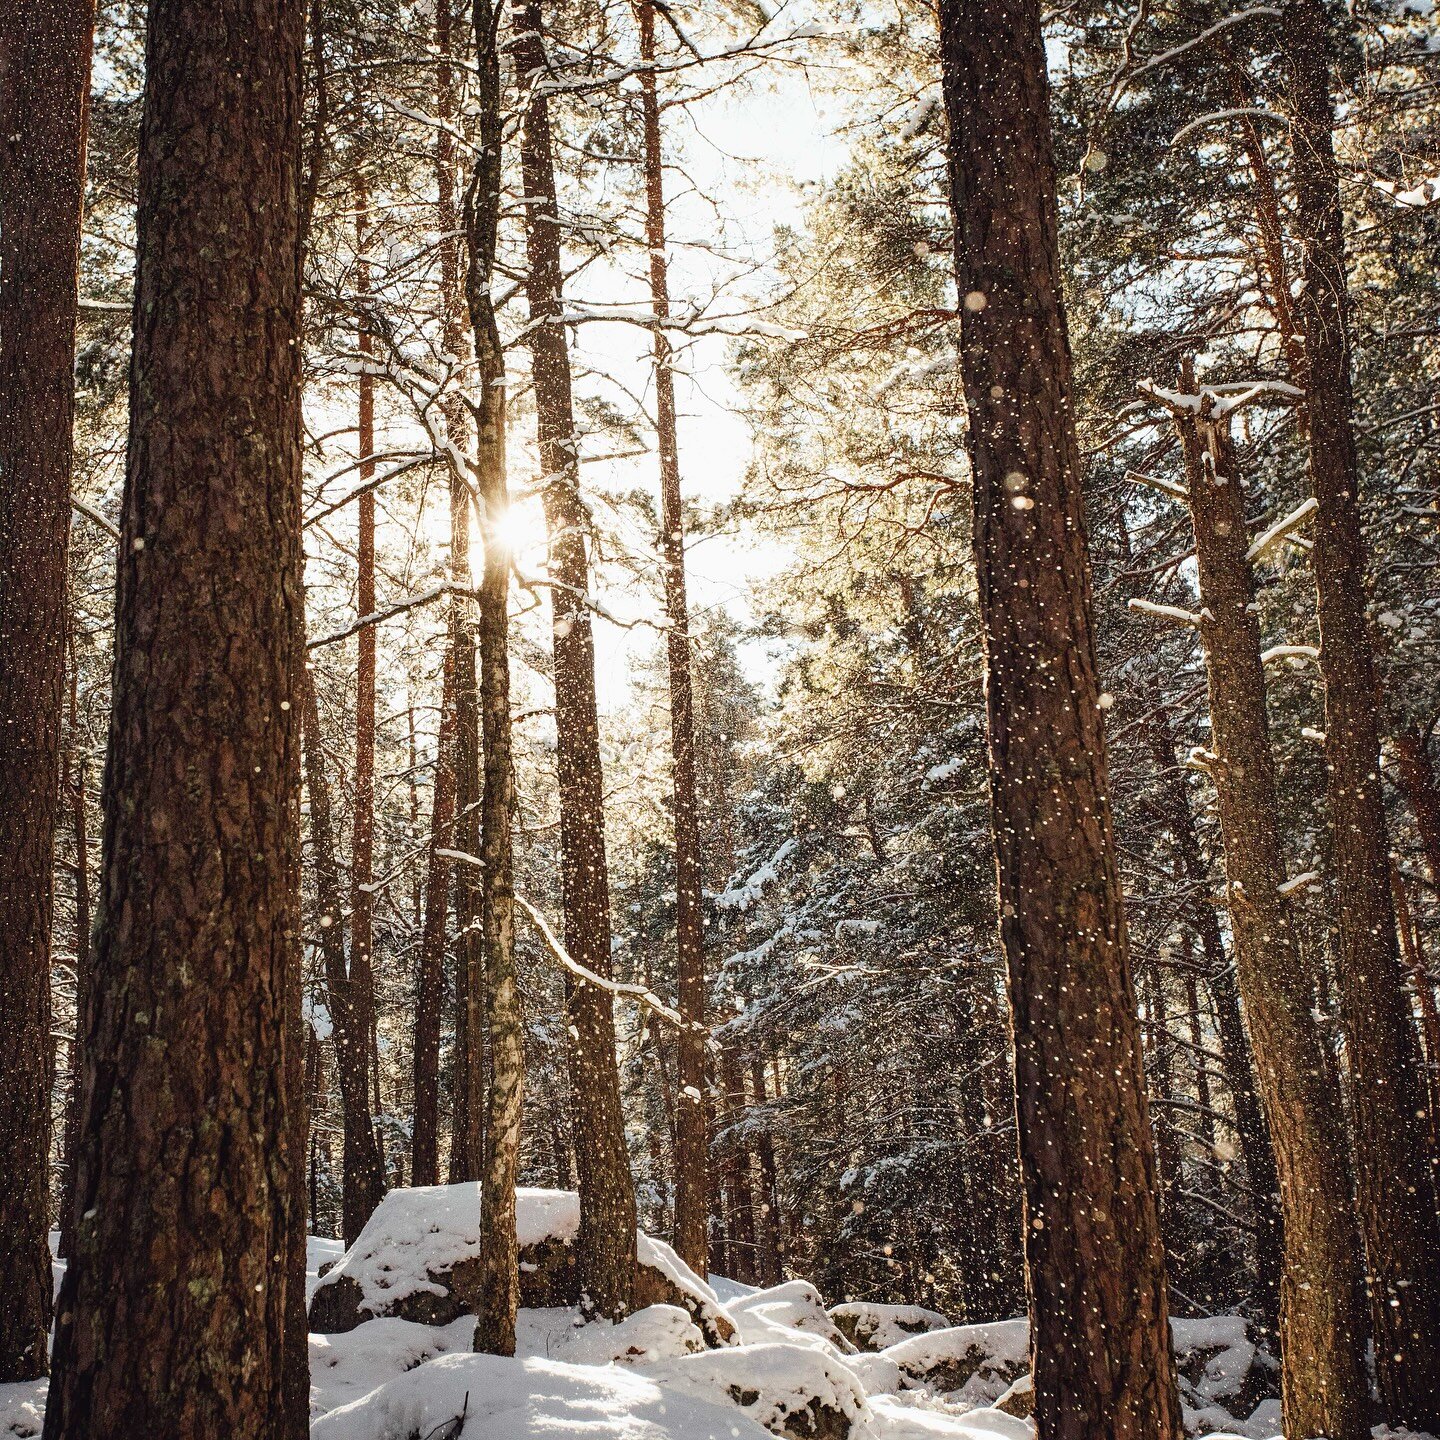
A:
3;1193;1430;1440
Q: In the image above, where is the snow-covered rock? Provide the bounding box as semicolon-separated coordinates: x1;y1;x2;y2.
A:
309;1184;579;1331
729;1280;857;1354
881;1319;1030;1403
830;1301;951;1352
309;1185;735;1345
643;1341;871;1439
309;1350;775;1440
1172;1316;1278;1428
635;1232;738;1346
0;1379;45;1440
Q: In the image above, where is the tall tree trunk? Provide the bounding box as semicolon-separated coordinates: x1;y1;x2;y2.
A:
937;0;1183;1433
302;667;385;1244
463;0;526;1357
636;0;710;1278
42;0;304;1428
350;188;383;1213
426;0;483;1193
512;0;636;1318
0;0;94;1382
718;1049;756;1284
1149;723;1284;1335
1393;867;1440;1147
1144;964;1184;1204
749;1053;783;1286
57;747;91;1263
1280;2;1440;1419
1161;384;1368;1440
411;652;456;1186
280;623;310;1440
1394;725;1440;887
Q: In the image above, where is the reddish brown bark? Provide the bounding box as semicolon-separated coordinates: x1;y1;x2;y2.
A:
1281;1;1440;1419
513;0;636;1318
349;188;383;1217
636;0;710;1278
462;0;525;1357
0;0;94;1382
938;0;1183;1431
42;0;305;1429
1165;387;1367;1440
411;652;456;1187
1395;726;1440;888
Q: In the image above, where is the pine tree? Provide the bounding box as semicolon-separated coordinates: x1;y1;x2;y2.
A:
937;0;1183;1431
43;0;305;1429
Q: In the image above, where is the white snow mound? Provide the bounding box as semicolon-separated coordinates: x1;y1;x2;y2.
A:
642;1341;871;1438
728;1279;857;1354
309;1350;774;1440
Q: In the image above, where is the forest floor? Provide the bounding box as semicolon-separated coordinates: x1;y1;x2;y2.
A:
0;1186;1428;1440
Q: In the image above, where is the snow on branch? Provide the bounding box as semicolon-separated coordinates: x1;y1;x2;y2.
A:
1371;174;1440;209
1260;643;1320;664
513;894;713;1043
1131;9;1281;79
71;497;120;540
1138;377;1303;420
1278;871;1321;896
1170;108;1286;147
1125;468;1190;502
1128;597;1205;628
307;581;473;649
1246;497;1318;562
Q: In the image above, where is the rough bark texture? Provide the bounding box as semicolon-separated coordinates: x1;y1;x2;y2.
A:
348;188;383;1227
463;0;526;1357
1395;725;1440;888
0;0;94;1382
42;0;305;1430
1280;1;1440;1420
1169;391;1368;1440
637;0;710;1278
408;0;463;1192
412;651;455;1187
937;1;1183;1433
513;0;637;1319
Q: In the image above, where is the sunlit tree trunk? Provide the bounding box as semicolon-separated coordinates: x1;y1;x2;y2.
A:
1280;1;1440;1419
412;652;455;1187
0;0;94;1382
463;0;525;1357
938;0;1183;1431
349;185;384;1210
1164;385;1367;1440
512;0;637;1317
636;0;710;1277
42;0;304;1428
